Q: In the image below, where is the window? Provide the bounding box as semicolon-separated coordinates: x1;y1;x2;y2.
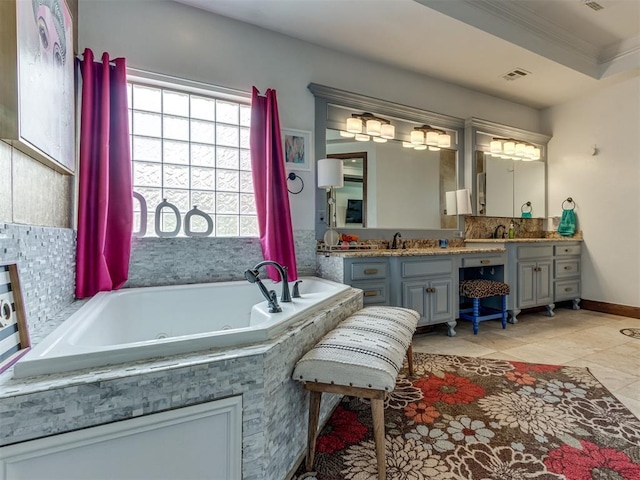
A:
128;80;257;237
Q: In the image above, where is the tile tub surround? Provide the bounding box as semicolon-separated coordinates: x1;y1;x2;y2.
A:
0;223;76;340
127;229;316;287
0;288;362;480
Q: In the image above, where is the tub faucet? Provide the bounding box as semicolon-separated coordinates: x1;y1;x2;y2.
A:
243;269;282;313
246;260;292;303
493;224;506;239
391;232;402;249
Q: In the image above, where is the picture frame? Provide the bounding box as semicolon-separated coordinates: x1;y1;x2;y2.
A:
0;0;75;174
0;263;31;374
282;128;312;171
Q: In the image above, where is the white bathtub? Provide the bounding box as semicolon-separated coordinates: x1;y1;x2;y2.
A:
14;277;350;378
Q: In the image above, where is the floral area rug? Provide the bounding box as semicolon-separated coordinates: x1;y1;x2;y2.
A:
294;353;640;480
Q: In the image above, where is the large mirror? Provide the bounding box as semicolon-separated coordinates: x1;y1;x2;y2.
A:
468;119;551;219
326;131;457;229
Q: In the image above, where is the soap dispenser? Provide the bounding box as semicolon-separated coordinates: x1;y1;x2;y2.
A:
508;222;515;239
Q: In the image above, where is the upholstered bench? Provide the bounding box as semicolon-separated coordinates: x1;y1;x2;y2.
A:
459;279;510;334
293;306;419;480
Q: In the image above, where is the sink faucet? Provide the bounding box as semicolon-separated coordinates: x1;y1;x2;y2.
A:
391;232;402;249
493;224;506;239
244;260;292;305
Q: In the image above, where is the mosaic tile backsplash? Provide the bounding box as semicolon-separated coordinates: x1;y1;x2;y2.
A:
127;229;316;287
0;223;75;339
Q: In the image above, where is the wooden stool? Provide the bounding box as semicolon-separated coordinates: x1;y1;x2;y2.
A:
459;279;510;335
292;306;419;480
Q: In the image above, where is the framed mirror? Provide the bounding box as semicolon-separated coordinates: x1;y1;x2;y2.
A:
310;83;466;239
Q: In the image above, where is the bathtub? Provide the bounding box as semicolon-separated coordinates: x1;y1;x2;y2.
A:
14;277;351;378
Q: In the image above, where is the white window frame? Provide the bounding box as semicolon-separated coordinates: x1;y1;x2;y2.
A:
127;69;257;238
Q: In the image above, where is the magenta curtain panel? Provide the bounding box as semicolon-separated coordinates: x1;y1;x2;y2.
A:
250;87;298;282
76;49;133;298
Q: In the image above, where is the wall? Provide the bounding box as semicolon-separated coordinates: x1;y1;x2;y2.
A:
541;75;640;307
78;0;541;233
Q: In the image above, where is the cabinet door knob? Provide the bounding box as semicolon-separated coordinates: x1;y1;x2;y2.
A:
363;269;378;275
426;287;435;293
564;249;570;252
564;266;571;270
564;287;572;292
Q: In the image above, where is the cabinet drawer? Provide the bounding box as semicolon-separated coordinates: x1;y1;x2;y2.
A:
518;245;553;259
401;259;452;278
462;255;505;268
352;281;388;305
555;259;580;278
555;244;582;256
349;261;388;280
555;279;581;301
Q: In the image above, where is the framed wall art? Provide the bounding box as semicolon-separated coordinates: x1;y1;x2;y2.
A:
0;263;31;374
0;0;75;174
282;128;312;171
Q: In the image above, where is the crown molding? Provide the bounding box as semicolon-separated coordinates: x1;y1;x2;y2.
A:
465;118;551;145
599;34;640;64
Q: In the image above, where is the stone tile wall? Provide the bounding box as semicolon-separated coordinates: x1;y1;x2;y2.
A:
127;230;316;287
0;223;75;339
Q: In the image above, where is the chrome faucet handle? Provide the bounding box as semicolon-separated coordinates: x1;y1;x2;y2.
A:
292;280;303;298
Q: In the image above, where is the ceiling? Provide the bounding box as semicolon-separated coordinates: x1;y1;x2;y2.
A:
175;0;640;109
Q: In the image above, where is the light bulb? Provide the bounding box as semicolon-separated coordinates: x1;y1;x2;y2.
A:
410;130;424;145
426;131;439;145
354;133;369;142
380;124;395;139
490;140;502;154
532;147;541;160
346;117;362;134
339;130;355;138
503;141;515;155
366;119;382;136
515;143;526;156
437;133;451;148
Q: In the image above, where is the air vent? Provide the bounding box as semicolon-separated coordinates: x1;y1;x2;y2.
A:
500;68;531;82
582;0;604;11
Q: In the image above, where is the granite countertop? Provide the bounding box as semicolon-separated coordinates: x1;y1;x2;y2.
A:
316;246;506;258
465;237;583;243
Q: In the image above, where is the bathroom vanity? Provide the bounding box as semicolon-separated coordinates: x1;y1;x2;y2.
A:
317;246;507;336
465;239;582;322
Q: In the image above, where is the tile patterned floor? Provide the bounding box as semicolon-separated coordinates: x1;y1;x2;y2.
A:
412;308;640;418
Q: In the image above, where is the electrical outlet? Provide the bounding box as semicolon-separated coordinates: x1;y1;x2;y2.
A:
318;210;326;223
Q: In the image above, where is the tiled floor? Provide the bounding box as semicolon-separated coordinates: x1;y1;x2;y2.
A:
412;308;640;418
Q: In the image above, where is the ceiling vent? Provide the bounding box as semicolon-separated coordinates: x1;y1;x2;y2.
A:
582;0;604;11
500;68;531;82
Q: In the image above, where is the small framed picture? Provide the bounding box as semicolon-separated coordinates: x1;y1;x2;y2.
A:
282;128;312;171
0;263;31;374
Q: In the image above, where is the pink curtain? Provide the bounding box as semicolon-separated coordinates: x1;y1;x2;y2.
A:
76;49;133;298
250;87;298;282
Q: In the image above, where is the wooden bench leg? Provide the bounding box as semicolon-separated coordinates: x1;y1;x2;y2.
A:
406;343;414;376
306;390;322;471
371;397;387;480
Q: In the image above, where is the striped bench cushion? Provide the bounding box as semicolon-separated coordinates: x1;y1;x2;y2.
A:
460;279;510;299
292;306;419;391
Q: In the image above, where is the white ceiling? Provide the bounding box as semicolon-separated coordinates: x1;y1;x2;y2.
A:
175;0;640;109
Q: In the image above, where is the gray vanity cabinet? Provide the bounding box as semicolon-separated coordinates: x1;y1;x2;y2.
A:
511;244;554;320
396;257;456;335
553;244;582;309
343;258;391;306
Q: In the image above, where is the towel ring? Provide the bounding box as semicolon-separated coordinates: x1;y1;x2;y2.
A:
562;197;575;210
521;201;532;213
287;172;304;194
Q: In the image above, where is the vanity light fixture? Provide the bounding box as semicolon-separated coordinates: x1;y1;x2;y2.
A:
411;125;452;151
488;138;542;161
345;113;395;140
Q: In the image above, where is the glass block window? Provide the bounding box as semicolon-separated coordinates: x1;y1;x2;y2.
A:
128;81;257;237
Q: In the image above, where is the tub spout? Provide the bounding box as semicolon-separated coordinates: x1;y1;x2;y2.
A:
248;260;292;303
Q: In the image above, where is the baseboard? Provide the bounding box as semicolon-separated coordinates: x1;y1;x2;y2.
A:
581;300;640;319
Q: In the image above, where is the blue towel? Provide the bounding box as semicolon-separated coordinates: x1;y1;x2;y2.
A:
557;209;576;236
521;212;532;218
